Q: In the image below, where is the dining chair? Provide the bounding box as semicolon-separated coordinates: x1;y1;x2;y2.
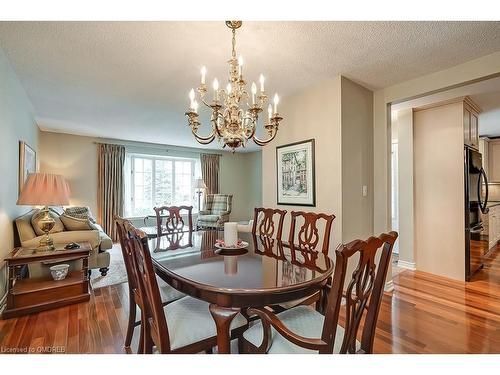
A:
277;211;335;310
122;221;248;354
115;216;186;351
252;207;287;240
288;211;335;254
239;231;398;354
154;205;193;237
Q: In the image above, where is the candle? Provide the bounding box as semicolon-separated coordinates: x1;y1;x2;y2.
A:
251;82;257;105
224;222;238;247
189;89;195;110
226;83;232;95
259;74;265;92
273;93;279;114
201;66;206;85
238;56;243;78
268;104;272;121
213;78;219;101
193;100;198;114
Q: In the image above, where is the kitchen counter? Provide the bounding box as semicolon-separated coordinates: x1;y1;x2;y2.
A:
487;201;500;208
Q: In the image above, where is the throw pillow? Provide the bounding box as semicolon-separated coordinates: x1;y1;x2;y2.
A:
64;206;96;223
31;209;65;236
60;214;96;231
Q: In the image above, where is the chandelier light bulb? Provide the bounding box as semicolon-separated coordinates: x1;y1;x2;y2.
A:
273;93;280;113
259;74;265;92
226;83;232;94
251;82;257;105
213;78;219;91
189;88;195;101
268;104;273;120
193;100;199;113
201;66;207;84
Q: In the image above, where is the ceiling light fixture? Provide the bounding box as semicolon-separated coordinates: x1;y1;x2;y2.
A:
185;21;283;151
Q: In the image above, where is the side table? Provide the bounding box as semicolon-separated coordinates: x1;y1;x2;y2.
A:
2;242;91;319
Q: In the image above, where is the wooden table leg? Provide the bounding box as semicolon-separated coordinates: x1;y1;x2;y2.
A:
209;304;240;354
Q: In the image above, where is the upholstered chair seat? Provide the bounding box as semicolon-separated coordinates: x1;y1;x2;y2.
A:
157;277;186;302
165;297;247;350
242;305;360;354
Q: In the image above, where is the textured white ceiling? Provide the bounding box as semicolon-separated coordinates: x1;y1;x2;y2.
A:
1;21;500;150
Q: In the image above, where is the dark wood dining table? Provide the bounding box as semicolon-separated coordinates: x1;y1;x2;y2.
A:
149;230;334;354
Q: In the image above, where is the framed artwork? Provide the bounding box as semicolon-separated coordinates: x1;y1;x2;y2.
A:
276;139;315;206
19;140;37;195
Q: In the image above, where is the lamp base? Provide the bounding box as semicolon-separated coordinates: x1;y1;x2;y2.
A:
36;206;56;251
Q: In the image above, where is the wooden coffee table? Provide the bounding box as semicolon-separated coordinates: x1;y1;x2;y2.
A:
2;242;91;319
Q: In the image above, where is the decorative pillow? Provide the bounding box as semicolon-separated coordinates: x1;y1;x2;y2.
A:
60;214;96;231
31;209;65;236
64;206;96;223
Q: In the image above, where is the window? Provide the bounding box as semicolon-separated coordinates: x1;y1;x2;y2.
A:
124;154;201;218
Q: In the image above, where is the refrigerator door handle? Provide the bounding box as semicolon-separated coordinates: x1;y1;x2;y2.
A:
478;167;489;214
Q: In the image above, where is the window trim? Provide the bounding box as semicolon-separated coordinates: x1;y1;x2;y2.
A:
128;153;199;217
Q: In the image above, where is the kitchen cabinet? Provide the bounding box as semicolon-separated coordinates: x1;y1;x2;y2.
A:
464;99;480;149
479;137;489;177
488;205;500;252
488;139;500;182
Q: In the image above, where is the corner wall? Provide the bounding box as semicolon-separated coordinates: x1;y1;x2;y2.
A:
0;48;39;302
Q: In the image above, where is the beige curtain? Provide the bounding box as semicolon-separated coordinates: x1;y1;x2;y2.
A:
200;154;220;195
97;143;125;242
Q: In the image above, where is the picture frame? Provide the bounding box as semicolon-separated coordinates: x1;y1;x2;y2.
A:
276;139;315;206
19;140;37;195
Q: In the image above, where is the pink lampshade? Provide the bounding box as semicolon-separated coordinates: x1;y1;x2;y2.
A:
17;173;71;206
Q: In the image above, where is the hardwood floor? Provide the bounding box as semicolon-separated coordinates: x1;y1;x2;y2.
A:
1;247;500;354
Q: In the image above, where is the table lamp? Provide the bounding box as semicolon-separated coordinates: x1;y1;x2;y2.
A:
194;178;207;211
17;173;70;250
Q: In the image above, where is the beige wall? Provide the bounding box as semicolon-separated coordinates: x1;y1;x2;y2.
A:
0;48;39;302
413;102;465;280
39;131;262;225
262;78;343;249
341;77;374;242
374;51;500;237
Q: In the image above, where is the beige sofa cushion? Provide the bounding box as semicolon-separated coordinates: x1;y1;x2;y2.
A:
60;214;96;231
21;229;101;251
31;209;65;236
15;209;37;243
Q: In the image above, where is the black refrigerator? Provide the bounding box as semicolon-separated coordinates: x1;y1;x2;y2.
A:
464;146;489;281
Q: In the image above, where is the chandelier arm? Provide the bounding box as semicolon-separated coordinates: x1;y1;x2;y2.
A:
192;128;216;144
253;129;278;146
213;112;224;138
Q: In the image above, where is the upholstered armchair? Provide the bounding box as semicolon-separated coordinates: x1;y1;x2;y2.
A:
197;194;233;229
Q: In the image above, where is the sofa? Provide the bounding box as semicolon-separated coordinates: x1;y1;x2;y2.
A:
196;194;233;229
15;208;112;277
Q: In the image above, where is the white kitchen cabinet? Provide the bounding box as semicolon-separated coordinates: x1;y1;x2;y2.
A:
488;205;500;252
488;140;500;182
479;137;489;177
464;99;480;149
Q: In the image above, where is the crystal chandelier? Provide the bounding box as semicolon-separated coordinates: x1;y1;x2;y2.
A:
185;21;283;151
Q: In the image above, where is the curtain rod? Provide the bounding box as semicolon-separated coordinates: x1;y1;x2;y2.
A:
92;140;223;156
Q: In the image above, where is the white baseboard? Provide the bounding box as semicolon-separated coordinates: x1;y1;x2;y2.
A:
397;260;416;270
384;280;394;292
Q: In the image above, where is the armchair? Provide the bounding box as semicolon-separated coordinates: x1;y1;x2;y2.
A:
196;194;233;229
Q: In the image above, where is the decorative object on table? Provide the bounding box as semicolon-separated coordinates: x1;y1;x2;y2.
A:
276;139;316;206
224;256;238;275
215;238;249;250
49;264;70;280
195;178;207;210
197;194;233;229
18;140;37;195
223;222;238;246
185;21;284;151
16;173;71;251
64;242;80;250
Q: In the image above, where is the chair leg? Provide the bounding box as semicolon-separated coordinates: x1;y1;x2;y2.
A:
125;298;136;348
143;322;153;354
205;348;213;354
138;317;145;354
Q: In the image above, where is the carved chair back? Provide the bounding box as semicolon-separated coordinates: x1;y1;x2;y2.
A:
154;205;193;236
252;207;287;240
322;231;398;354
123;225;171;353
288;211;335;254
115;216;140;293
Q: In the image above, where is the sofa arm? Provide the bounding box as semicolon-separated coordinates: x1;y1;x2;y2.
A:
21;230;101;252
199;210;211;215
